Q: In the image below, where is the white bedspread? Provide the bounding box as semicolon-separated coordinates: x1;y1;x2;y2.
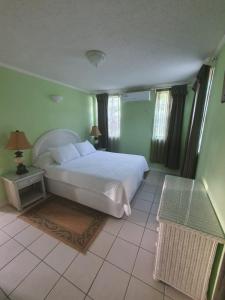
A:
45;151;149;215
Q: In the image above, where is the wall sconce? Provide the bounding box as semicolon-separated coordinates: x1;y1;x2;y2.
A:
50;95;63;103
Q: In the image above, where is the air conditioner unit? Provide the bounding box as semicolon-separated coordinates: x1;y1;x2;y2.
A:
122;91;150;102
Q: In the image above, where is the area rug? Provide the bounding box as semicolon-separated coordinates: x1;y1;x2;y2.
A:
19;195;107;253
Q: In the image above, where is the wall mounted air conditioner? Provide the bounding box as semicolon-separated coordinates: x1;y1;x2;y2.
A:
121;91;151;102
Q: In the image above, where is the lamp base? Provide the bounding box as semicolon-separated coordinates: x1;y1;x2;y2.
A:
94;137;99;149
16;163;29;175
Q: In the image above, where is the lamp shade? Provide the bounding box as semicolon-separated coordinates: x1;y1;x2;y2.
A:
90;126;102;137
6;130;32;150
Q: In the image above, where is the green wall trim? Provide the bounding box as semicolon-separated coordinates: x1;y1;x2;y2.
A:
0;66;93;205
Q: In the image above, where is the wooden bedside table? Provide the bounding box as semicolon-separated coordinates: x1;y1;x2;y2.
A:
1;167;46;211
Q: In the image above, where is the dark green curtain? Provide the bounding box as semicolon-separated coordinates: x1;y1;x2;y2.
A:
165;84;187;169
96;93;109;148
181;65;211;179
150;139;168;164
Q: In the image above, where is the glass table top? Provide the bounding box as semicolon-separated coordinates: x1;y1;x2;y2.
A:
158;175;225;241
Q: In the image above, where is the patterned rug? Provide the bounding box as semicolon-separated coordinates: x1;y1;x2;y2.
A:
19;195;107;253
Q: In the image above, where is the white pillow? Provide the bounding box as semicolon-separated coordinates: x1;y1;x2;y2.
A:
50;143;80;164
75;140;96;156
34;152;54;169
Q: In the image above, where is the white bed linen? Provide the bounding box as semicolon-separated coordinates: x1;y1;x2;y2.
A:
44;151;149;215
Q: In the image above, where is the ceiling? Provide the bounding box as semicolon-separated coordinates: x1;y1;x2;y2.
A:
0;0;225;93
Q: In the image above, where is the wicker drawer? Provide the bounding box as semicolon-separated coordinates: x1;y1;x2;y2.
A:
16;174;42;190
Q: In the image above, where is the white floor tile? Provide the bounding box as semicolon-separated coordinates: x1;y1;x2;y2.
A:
89;231;115;258
46;277;85;300
141;182;156;194
2;219;29;237
89;261;130;300
133;248;164;293
146;214;159;231
125;209;148;227
133;199;151;213
0;214;17;229
154;192;162;203
141;229;158;253
118;221;144;246
150;202;160;214
0;250;40;295
28;234;59;259
0;239;24;270
44;242;78;274
136;190;155;202
10;262;59;300
103;217;124;235
165;285;192;300
0;288;7;300
106;238;138;273
64;251;103;293
125;276;164;300
14;226;42;247
0;231;10;246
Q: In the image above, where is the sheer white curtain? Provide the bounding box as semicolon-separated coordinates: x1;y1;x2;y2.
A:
151;90;172;163
108;95;121;152
152;90;171;141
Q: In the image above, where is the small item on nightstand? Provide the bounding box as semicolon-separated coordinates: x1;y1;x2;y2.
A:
5;130;32;175
90;125;102;149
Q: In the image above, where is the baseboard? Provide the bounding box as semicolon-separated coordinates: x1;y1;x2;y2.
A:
149;164;180;176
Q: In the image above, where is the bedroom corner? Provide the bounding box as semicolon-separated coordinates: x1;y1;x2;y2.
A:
0;66;94;206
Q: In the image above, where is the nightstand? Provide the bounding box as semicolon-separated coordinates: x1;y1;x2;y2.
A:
1;167;46;211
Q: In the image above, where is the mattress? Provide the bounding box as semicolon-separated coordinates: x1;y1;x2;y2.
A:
44;151;149;215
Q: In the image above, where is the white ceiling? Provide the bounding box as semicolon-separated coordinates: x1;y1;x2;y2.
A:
0;0;225;93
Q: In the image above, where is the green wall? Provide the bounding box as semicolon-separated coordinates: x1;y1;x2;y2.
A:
197;44;225;231
0;67;93;206
119;92;156;161
196;44;225;299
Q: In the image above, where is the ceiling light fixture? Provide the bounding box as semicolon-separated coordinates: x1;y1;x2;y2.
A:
85;50;106;67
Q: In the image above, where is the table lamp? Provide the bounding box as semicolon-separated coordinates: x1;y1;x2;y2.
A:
90;126;102;148
6;130;32;175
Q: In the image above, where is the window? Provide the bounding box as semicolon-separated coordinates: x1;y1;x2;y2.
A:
108;95;121;138
152;90;171;141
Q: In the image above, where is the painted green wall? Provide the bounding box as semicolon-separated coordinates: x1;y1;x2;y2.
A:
0;67;93;206
196;44;225;231
119;92;156;161
196;44;225;299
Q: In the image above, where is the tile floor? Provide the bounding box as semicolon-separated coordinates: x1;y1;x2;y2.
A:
0;171;192;300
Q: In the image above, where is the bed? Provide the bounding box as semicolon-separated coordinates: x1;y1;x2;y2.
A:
32;129;149;218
